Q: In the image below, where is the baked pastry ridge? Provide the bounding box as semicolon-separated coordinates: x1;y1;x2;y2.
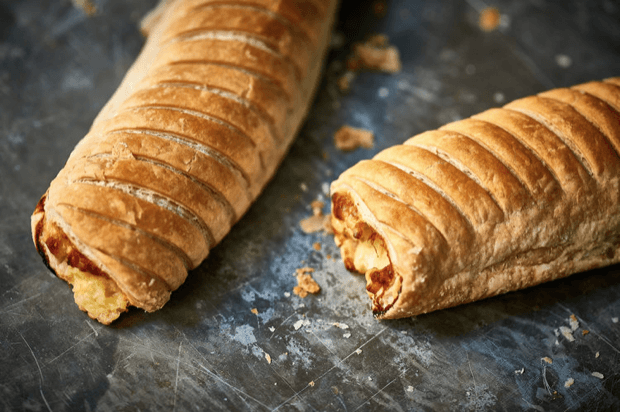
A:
32;0;339;324
330;78;620;319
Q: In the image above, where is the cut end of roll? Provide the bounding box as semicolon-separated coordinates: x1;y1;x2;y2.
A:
32;194;129;324
331;192;403;316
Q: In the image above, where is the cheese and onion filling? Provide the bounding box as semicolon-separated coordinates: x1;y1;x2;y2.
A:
332;192;402;314
65;266;129;325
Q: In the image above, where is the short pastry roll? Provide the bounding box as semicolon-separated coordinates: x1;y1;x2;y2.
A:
331;78;620;319
31;0;338;324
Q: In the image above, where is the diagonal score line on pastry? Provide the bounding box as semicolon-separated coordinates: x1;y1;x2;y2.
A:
74;178;217;250
87;152;238;225
331;78;620;319
468;116;564;199
370;158;478;235
56;203;194;271
164;3;315;47
107;128;252;195
538;91;620;160
148;82;282;143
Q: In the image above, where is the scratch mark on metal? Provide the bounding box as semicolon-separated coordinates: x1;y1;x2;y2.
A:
269;312;298;339
86;320;99;337
45;331;96;366
20;332;52;412
467;353;477;395
173;342;182;412
541;358;553;396
0;292;42;313
196;362;271;409
353;374;402;411
557;306;620;355
272;327;388;411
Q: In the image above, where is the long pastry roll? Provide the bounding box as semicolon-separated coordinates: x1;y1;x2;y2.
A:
330;78;620;319
31;0;338;324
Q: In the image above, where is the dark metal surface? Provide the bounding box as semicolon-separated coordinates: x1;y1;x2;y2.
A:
1;0;620;410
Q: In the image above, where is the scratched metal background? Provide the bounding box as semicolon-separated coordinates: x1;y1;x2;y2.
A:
1;0;620;410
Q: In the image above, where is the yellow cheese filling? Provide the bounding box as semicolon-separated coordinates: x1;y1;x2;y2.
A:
65;266;129;324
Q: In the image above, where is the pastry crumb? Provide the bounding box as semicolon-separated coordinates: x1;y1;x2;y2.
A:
347;34;401;73
293;267;320;298
595;352;600;358
564;378;574;388
313;242;321;251
542;357;553;364
337;71;356;92
515;368;524;375
582;330;589;336
559;326;575;342
569;314;579;331
592;372;604;379
72;0;97;15
334;125;374;151
265;353;271;364
300;200;332;234
309;381;315;387
478;7;501;31
251;308;258;315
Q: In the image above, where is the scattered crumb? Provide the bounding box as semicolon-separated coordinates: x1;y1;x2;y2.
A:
334;125;374;151
343;332;351;338
373;0;386;17
592;372;604;379
293;319;310;330
269;326;275;332
293;267;320;298
406;386;414;392
312;242;321;251
309;381;315;387
582;330;589;336
284;292;291;298
560;326;576;342
355;349;362;355
378;87;389;98
555;54;572;68
333;322;350;329
612;317;618;323
72;0;97;15
332;386;339;395
300;200;332;234
542;357;553;364
515;368;525;375
493;92;505;104
564;378;574;388
346;34;402;73
569;314;579;331
251;308;258;315
337;71;356;92
478;7;501;32
265;353;272;364
300;182;308;192
596;352;600;358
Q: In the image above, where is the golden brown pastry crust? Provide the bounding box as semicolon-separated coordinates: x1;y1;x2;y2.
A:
330;78;620;319
32;0;339;323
